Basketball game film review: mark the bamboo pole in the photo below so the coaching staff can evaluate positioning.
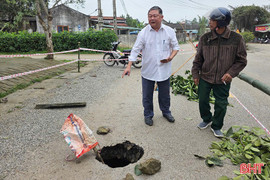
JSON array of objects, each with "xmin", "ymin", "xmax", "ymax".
[
  {"xmin": 238, "ymin": 73, "xmax": 270, "ymax": 96},
  {"xmin": 171, "ymin": 53, "xmax": 196, "ymax": 76},
  {"xmin": 154, "ymin": 53, "xmax": 196, "ymax": 90},
  {"xmin": 78, "ymin": 42, "xmax": 81, "ymax": 72},
  {"xmin": 179, "ymin": 22, "xmax": 196, "ymax": 50}
]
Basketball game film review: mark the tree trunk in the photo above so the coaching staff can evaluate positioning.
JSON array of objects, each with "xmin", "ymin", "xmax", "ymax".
[
  {"xmin": 35, "ymin": 0, "xmax": 54, "ymax": 60},
  {"xmin": 45, "ymin": 10, "xmax": 54, "ymax": 59},
  {"xmin": 44, "ymin": 29, "xmax": 54, "ymax": 59}
]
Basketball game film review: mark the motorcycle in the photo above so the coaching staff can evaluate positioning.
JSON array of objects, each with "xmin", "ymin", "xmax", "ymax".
[
  {"xmin": 259, "ymin": 37, "xmax": 270, "ymax": 44},
  {"xmin": 103, "ymin": 41, "xmax": 142, "ymax": 68},
  {"xmin": 262, "ymin": 38, "xmax": 269, "ymax": 44}
]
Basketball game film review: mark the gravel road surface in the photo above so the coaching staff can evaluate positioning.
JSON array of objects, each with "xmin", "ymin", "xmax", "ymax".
[{"xmin": 0, "ymin": 43, "xmax": 269, "ymax": 180}]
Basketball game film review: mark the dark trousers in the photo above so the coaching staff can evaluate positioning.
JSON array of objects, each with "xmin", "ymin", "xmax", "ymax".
[
  {"xmin": 142, "ymin": 77, "xmax": 171, "ymax": 118},
  {"xmin": 198, "ymin": 78, "xmax": 230, "ymax": 130}
]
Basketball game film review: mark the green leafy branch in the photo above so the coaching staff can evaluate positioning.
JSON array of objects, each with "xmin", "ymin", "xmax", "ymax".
[
  {"xmin": 170, "ymin": 70, "xmax": 215, "ymax": 103},
  {"xmin": 195, "ymin": 126, "xmax": 270, "ymax": 180}
]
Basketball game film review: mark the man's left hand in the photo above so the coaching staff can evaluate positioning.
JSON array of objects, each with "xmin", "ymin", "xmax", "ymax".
[
  {"xmin": 160, "ymin": 57, "xmax": 172, "ymax": 63},
  {"xmin": 221, "ymin": 73, "xmax": 232, "ymax": 83}
]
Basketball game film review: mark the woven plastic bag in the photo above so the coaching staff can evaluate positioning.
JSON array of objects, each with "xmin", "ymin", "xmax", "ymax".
[{"xmin": 60, "ymin": 113, "xmax": 98, "ymax": 159}]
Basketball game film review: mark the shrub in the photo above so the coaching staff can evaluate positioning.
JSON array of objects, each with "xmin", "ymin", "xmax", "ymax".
[
  {"xmin": 0, "ymin": 29, "xmax": 117, "ymax": 53},
  {"xmin": 240, "ymin": 31, "xmax": 255, "ymax": 43}
]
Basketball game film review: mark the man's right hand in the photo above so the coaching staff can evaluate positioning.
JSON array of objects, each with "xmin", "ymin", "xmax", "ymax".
[
  {"xmin": 122, "ymin": 67, "xmax": 131, "ymax": 78},
  {"xmin": 194, "ymin": 78, "xmax": 199, "ymax": 86}
]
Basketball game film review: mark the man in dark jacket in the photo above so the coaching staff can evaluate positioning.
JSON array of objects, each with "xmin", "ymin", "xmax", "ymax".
[{"xmin": 191, "ymin": 7, "xmax": 247, "ymax": 137}]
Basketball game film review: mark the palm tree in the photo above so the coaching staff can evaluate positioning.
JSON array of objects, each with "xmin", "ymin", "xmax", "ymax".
[{"xmin": 198, "ymin": 16, "xmax": 208, "ymax": 37}]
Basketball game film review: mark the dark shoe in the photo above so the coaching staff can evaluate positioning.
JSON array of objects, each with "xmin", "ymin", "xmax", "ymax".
[
  {"xmin": 144, "ymin": 117, "xmax": 153, "ymax": 126},
  {"xmin": 163, "ymin": 114, "xmax": 175, "ymax": 123},
  {"xmin": 211, "ymin": 128, "xmax": 224, "ymax": 138},
  {"xmin": 197, "ymin": 121, "xmax": 212, "ymax": 129}
]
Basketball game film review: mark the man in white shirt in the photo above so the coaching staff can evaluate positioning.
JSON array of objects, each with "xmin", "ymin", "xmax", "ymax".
[{"xmin": 122, "ymin": 6, "xmax": 179, "ymax": 126}]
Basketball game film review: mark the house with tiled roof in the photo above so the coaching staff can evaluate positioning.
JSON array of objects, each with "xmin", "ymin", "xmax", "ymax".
[
  {"xmin": 90, "ymin": 16, "xmax": 128, "ymax": 27},
  {"xmin": 36, "ymin": 4, "xmax": 140, "ymax": 35},
  {"xmin": 89, "ymin": 16, "xmax": 141, "ymax": 35},
  {"xmin": 36, "ymin": 4, "xmax": 90, "ymax": 33},
  {"xmin": 162, "ymin": 20, "xmax": 199, "ymax": 41}
]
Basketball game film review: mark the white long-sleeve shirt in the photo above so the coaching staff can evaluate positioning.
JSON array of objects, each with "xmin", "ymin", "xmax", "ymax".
[{"xmin": 129, "ymin": 24, "xmax": 180, "ymax": 81}]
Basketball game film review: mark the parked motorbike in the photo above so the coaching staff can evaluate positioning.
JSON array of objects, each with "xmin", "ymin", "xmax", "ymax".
[
  {"xmin": 259, "ymin": 37, "xmax": 270, "ymax": 44},
  {"xmin": 261, "ymin": 38, "xmax": 269, "ymax": 44},
  {"xmin": 103, "ymin": 42, "xmax": 142, "ymax": 68}
]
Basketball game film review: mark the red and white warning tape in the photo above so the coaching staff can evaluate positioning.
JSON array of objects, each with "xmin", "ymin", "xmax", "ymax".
[
  {"xmin": 79, "ymin": 47, "xmax": 193, "ymax": 54},
  {"xmin": 231, "ymin": 92, "xmax": 270, "ymax": 136},
  {"xmin": 0, "ymin": 47, "xmax": 193, "ymax": 59},
  {"xmin": 80, "ymin": 47, "xmax": 117, "ymax": 54},
  {"xmin": 0, "ymin": 58, "xmax": 131, "ymax": 81},
  {"xmin": 0, "ymin": 49, "xmax": 79, "ymax": 58},
  {"xmin": 80, "ymin": 58, "xmax": 128, "ymax": 62},
  {"xmin": 0, "ymin": 46, "xmax": 193, "ymax": 81},
  {"xmin": 0, "ymin": 60, "xmax": 78, "ymax": 81}
]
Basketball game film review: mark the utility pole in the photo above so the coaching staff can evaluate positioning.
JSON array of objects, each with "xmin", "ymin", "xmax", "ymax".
[
  {"xmin": 97, "ymin": 0, "xmax": 103, "ymax": 30},
  {"xmin": 113, "ymin": 0, "xmax": 117, "ymax": 35}
]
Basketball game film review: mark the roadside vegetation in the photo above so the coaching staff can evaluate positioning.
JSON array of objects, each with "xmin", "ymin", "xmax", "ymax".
[
  {"xmin": 0, "ymin": 29, "xmax": 117, "ymax": 53},
  {"xmin": 0, "ymin": 69, "xmax": 66, "ymax": 99}
]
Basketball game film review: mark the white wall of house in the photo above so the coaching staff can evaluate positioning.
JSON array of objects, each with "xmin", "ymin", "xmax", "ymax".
[
  {"xmin": 36, "ymin": 4, "xmax": 89, "ymax": 33},
  {"xmin": 118, "ymin": 34, "xmax": 138, "ymax": 47}
]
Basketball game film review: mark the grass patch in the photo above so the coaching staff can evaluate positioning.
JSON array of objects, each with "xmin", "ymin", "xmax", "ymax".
[
  {"xmin": 0, "ymin": 50, "xmax": 103, "ymax": 56},
  {"xmin": 0, "ymin": 71, "xmax": 66, "ymax": 99},
  {"xmin": 59, "ymin": 59, "xmax": 73, "ymax": 63},
  {"xmin": 79, "ymin": 61, "xmax": 87, "ymax": 67},
  {"xmin": 59, "ymin": 60, "xmax": 88, "ymax": 68},
  {"xmin": 0, "ymin": 83, "xmax": 29, "ymax": 98},
  {"xmin": 117, "ymin": 46, "xmax": 132, "ymax": 52},
  {"xmin": 15, "ymin": 106, "xmax": 23, "ymax": 109},
  {"xmin": 0, "ymin": 51, "xmax": 48, "ymax": 55}
]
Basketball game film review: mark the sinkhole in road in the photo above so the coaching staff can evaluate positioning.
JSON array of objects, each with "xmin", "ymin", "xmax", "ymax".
[{"xmin": 96, "ymin": 141, "xmax": 144, "ymax": 168}]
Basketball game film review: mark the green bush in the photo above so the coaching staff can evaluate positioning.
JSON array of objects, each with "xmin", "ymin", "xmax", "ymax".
[
  {"xmin": 0, "ymin": 31, "xmax": 46, "ymax": 52},
  {"xmin": 240, "ymin": 31, "xmax": 255, "ymax": 43},
  {"xmin": 0, "ymin": 29, "xmax": 117, "ymax": 53}
]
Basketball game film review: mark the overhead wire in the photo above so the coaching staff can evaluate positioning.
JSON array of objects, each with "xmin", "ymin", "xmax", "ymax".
[
  {"xmin": 124, "ymin": 0, "xmax": 152, "ymax": 19},
  {"xmin": 127, "ymin": 0, "xmax": 152, "ymax": 10},
  {"xmin": 123, "ymin": 0, "xmax": 213, "ymax": 23},
  {"xmin": 188, "ymin": 0, "xmax": 214, "ymax": 9},
  {"xmin": 120, "ymin": 0, "xmax": 128, "ymax": 15},
  {"xmin": 169, "ymin": 0, "xmax": 210, "ymax": 10}
]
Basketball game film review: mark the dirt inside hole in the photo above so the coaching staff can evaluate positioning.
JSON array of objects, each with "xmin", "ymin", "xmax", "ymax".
[{"xmin": 96, "ymin": 141, "xmax": 144, "ymax": 168}]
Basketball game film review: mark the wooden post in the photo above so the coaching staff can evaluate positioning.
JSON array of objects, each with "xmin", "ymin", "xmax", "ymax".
[
  {"xmin": 113, "ymin": 0, "xmax": 117, "ymax": 36},
  {"xmin": 97, "ymin": 0, "xmax": 103, "ymax": 30},
  {"xmin": 78, "ymin": 42, "xmax": 80, "ymax": 72}
]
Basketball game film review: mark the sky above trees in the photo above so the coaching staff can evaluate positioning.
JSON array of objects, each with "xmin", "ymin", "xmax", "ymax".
[{"xmin": 68, "ymin": 0, "xmax": 270, "ymax": 23}]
